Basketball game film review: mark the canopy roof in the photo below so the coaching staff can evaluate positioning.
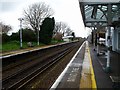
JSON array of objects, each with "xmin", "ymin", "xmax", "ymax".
[{"xmin": 79, "ymin": 0, "xmax": 120, "ymax": 27}]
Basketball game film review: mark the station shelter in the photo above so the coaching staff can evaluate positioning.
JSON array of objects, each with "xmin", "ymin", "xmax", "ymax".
[{"xmin": 78, "ymin": 0, "xmax": 120, "ymax": 72}]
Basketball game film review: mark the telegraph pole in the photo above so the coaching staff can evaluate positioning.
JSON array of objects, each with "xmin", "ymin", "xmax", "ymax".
[
  {"xmin": 37, "ymin": 29, "xmax": 39, "ymax": 45},
  {"xmin": 18, "ymin": 18, "xmax": 24, "ymax": 49}
]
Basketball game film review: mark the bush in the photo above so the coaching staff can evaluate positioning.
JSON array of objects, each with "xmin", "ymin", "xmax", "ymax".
[
  {"xmin": 22, "ymin": 28, "xmax": 36, "ymax": 42},
  {"xmin": 2, "ymin": 33, "xmax": 10, "ymax": 43},
  {"xmin": 10, "ymin": 33, "xmax": 19, "ymax": 41}
]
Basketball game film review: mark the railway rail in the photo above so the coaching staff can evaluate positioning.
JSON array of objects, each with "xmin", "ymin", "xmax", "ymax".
[
  {"xmin": 2, "ymin": 41, "xmax": 83, "ymax": 89},
  {"xmin": 2, "ymin": 44, "xmax": 73, "ymax": 79}
]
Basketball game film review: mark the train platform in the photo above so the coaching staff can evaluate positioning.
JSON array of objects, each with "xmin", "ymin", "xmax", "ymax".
[
  {"xmin": 0, "ymin": 42, "xmax": 69, "ymax": 58},
  {"xmin": 89, "ymin": 43, "xmax": 120, "ymax": 89},
  {"xmin": 0, "ymin": 44, "xmax": 55, "ymax": 57},
  {"xmin": 50, "ymin": 41, "xmax": 120, "ymax": 89}
]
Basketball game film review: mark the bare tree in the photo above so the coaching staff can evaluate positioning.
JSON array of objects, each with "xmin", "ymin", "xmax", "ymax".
[
  {"xmin": 54, "ymin": 22, "xmax": 67, "ymax": 34},
  {"xmin": 0, "ymin": 22, "xmax": 12, "ymax": 35},
  {"xmin": 53, "ymin": 22, "xmax": 72, "ymax": 36},
  {"xmin": 23, "ymin": 2, "xmax": 54, "ymax": 34},
  {"xmin": 65, "ymin": 27, "xmax": 73, "ymax": 36}
]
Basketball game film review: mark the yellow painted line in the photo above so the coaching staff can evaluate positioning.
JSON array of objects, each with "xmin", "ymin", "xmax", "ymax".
[
  {"xmin": 80, "ymin": 41, "xmax": 97, "ymax": 89},
  {"xmin": 80, "ymin": 42, "xmax": 91, "ymax": 88},
  {"xmin": 88, "ymin": 44, "xmax": 97, "ymax": 89}
]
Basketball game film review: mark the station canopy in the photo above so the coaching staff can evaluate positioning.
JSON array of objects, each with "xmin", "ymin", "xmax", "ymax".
[{"xmin": 79, "ymin": 0, "xmax": 120, "ymax": 27}]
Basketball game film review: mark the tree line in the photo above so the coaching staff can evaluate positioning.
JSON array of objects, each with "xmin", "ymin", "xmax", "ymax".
[{"xmin": 0, "ymin": 2, "xmax": 74, "ymax": 45}]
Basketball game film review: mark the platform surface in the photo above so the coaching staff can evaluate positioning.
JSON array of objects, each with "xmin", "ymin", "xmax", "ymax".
[
  {"xmin": 50, "ymin": 41, "xmax": 120, "ymax": 89},
  {"xmin": 50, "ymin": 41, "xmax": 97, "ymax": 89}
]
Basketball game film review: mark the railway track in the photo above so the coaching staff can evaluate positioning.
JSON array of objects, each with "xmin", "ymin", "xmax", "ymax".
[
  {"xmin": 2, "ymin": 44, "xmax": 72, "ymax": 79},
  {"xmin": 2, "ymin": 42, "xmax": 79, "ymax": 89},
  {"xmin": 2, "ymin": 42, "xmax": 70, "ymax": 71}
]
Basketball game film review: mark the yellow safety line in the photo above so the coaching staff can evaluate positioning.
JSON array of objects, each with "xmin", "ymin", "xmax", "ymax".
[
  {"xmin": 80, "ymin": 42, "xmax": 91, "ymax": 88},
  {"xmin": 80, "ymin": 41, "xmax": 97, "ymax": 89},
  {"xmin": 88, "ymin": 46, "xmax": 97, "ymax": 89}
]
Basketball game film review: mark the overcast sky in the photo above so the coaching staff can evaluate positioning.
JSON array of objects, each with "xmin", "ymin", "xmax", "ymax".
[{"xmin": 0, "ymin": 0, "xmax": 89, "ymax": 37}]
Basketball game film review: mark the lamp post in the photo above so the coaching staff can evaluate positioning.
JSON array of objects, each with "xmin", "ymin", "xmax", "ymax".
[{"xmin": 18, "ymin": 18, "xmax": 24, "ymax": 49}]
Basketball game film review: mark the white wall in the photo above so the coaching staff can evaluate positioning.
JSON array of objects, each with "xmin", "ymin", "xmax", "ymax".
[
  {"xmin": 117, "ymin": 28, "xmax": 120, "ymax": 51},
  {"xmin": 112, "ymin": 27, "xmax": 120, "ymax": 52}
]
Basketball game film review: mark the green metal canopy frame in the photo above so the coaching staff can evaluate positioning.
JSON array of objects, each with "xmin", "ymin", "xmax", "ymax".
[
  {"xmin": 79, "ymin": 0, "xmax": 120, "ymax": 73},
  {"xmin": 79, "ymin": 0, "xmax": 120, "ymax": 27}
]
